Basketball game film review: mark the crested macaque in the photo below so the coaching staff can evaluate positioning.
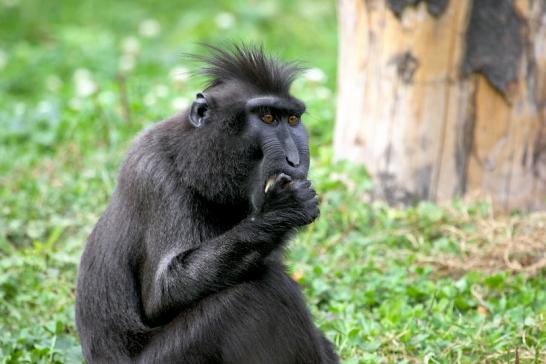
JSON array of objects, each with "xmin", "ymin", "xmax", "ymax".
[{"xmin": 76, "ymin": 45, "xmax": 338, "ymax": 364}]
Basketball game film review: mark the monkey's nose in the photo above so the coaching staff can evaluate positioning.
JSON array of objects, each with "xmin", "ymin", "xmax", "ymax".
[
  {"xmin": 286, "ymin": 156, "xmax": 299, "ymax": 167},
  {"xmin": 283, "ymin": 134, "xmax": 300, "ymax": 167}
]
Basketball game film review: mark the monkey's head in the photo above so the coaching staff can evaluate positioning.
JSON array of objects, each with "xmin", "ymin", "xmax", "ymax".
[{"xmin": 180, "ymin": 45, "xmax": 310, "ymax": 211}]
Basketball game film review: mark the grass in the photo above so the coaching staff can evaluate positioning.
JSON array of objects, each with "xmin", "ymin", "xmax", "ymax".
[{"xmin": 0, "ymin": 0, "xmax": 545, "ymax": 363}]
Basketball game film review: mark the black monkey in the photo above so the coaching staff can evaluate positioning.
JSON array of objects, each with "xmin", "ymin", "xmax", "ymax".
[{"xmin": 76, "ymin": 45, "xmax": 338, "ymax": 364}]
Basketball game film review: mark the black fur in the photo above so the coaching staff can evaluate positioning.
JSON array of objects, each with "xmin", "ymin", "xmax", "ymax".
[
  {"xmin": 75, "ymin": 45, "xmax": 339, "ymax": 364},
  {"xmin": 192, "ymin": 44, "xmax": 303, "ymax": 94}
]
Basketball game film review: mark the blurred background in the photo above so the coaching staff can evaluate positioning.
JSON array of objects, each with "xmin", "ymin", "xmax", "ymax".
[{"xmin": 0, "ymin": 0, "xmax": 545, "ymax": 363}]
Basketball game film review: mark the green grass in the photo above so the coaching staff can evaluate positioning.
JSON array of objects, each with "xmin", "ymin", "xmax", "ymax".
[{"xmin": 1, "ymin": 0, "xmax": 545, "ymax": 363}]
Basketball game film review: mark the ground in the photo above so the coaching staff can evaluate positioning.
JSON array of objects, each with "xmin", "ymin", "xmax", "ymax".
[{"xmin": 0, "ymin": 0, "xmax": 545, "ymax": 363}]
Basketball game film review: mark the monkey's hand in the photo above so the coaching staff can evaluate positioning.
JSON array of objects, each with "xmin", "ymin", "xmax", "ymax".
[
  {"xmin": 260, "ymin": 173, "xmax": 319, "ymax": 228},
  {"xmin": 141, "ymin": 173, "xmax": 318, "ymax": 316}
]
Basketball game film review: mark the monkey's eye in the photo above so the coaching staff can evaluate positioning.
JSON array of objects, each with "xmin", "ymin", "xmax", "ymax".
[
  {"xmin": 261, "ymin": 114, "xmax": 274, "ymax": 124},
  {"xmin": 288, "ymin": 115, "xmax": 299, "ymax": 126}
]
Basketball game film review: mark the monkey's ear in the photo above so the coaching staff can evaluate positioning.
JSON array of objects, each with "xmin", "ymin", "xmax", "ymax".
[{"xmin": 189, "ymin": 93, "xmax": 209, "ymax": 128}]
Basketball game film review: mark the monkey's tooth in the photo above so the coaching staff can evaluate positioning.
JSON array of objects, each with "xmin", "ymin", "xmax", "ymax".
[{"xmin": 264, "ymin": 176, "xmax": 276, "ymax": 193}]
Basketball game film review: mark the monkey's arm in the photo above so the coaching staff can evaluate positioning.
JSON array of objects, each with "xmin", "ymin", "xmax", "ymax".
[
  {"xmin": 141, "ymin": 215, "xmax": 287, "ymax": 323},
  {"xmin": 141, "ymin": 177, "xmax": 318, "ymax": 324}
]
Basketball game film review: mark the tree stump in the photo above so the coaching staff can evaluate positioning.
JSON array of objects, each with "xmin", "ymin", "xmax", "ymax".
[{"xmin": 334, "ymin": 0, "xmax": 546, "ymax": 211}]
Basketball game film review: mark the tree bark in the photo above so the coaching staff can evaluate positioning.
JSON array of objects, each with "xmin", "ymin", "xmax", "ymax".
[{"xmin": 334, "ymin": 0, "xmax": 546, "ymax": 211}]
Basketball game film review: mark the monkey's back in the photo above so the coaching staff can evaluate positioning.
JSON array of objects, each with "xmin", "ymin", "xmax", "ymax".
[{"xmin": 75, "ymin": 202, "xmax": 151, "ymax": 362}]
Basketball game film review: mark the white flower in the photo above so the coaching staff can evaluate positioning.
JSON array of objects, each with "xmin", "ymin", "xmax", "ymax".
[
  {"xmin": 169, "ymin": 66, "xmax": 190, "ymax": 87},
  {"xmin": 0, "ymin": 49, "xmax": 7, "ymax": 69},
  {"xmin": 46, "ymin": 75, "xmax": 62, "ymax": 92},
  {"xmin": 215, "ymin": 12, "xmax": 235, "ymax": 29},
  {"xmin": 1, "ymin": 0, "xmax": 19, "ymax": 8},
  {"xmin": 154, "ymin": 84, "xmax": 169, "ymax": 98},
  {"xmin": 139, "ymin": 19, "xmax": 161, "ymax": 38},
  {"xmin": 316, "ymin": 86, "xmax": 332, "ymax": 100},
  {"xmin": 74, "ymin": 68, "xmax": 91, "ymax": 79},
  {"xmin": 37, "ymin": 100, "xmax": 54, "ymax": 114},
  {"xmin": 98, "ymin": 91, "xmax": 116, "ymax": 106},
  {"xmin": 145, "ymin": 84, "xmax": 169, "ymax": 106},
  {"xmin": 144, "ymin": 93, "xmax": 157, "ymax": 107},
  {"xmin": 118, "ymin": 54, "xmax": 136, "ymax": 73},
  {"xmin": 76, "ymin": 79, "xmax": 97, "ymax": 97},
  {"xmin": 69, "ymin": 98, "xmax": 84, "ymax": 111},
  {"xmin": 171, "ymin": 97, "xmax": 189, "ymax": 111},
  {"xmin": 14, "ymin": 102, "xmax": 25, "ymax": 116},
  {"xmin": 73, "ymin": 68, "xmax": 97, "ymax": 97},
  {"xmin": 303, "ymin": 68, "xmax": 327, "ymax": 84},
  {"xmin": 122, "ymin": 36, "xmax": 140, "ymax": 55}
]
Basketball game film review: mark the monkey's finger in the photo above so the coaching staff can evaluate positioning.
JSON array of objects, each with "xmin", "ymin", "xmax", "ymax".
[
  {"xmin": 296, "ymin": 187, "xmax": 316, "ymax": 201},
  {"xmin": 290, "ymin": 180, "xmax": 312, "ymax": 194},
  {"xmin": 295, "ymin": 179, "xmax": 311, "ymax": 189},
  {"xmin": 303, "ymin": 198, "xmax": 320, "ymax": 220},
  {"xmin": 275, "ymin": 173, "xmax": 292, "ymax": 187}
]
